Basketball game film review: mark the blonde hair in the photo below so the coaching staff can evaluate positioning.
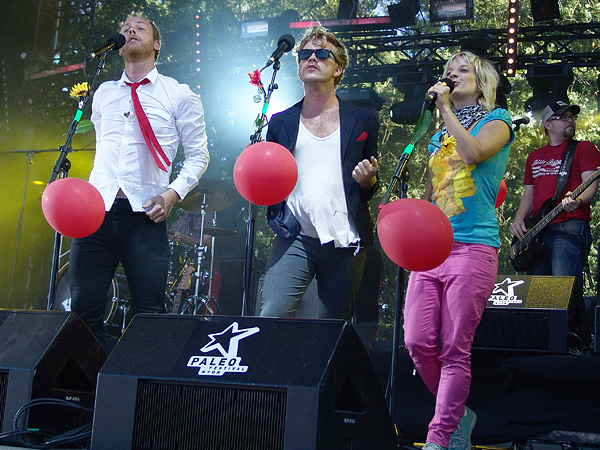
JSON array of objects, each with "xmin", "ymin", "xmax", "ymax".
[
  {"xmin": 444, "ymin": 51, "xmax": 499, "ymax": 112},
  {"xmin": 296, "ymin": 27, "xmax": 348, "ymax": 87}
]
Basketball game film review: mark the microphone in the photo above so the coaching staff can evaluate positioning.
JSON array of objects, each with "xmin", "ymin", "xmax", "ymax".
[
  {"xmin": 264, "ymin": 34, "xmax": 295, "ymax": 68},
  {"xmin": 512, "ymin": 116, "xmax": 530, "ymax": 126},
  {"xmin": 424, "ymin": 78, "xmax": 455, "ymax": 107},
  {"xmin": 87, "ymin": 33, "xmax": 126, "ymax": 59}
]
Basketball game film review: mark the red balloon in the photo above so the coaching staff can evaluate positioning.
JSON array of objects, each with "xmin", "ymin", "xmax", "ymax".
[
  {"xmin": 42, "ymin": 178, "xmax": 105, "ymax": 238},
  {"xmin": 377, "ymin": 199, "xmax": 453, "ymax": 271},
  {"xmin": 495, "ymin": 179, "xmax": 507, "ymax": 208},
  {"xmin": 233, "ymin": 141, "xmax": 298, "ymax": 206}
]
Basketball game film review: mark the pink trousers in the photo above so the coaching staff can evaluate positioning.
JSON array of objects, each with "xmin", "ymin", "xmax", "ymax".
[{"xmin": 403, "ymin": 242, "xmax": 498, "ymax": 447}]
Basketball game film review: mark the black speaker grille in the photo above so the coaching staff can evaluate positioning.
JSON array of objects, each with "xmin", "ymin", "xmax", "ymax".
[
  {"xmin": 0, "ymin": 370, "xmax": 8, "ymax": 428},
  {"xmin": 131, "ymin": 380, "xmax": 287, "ymax": 450},
  {"xmin": 473, "ymin": 309, "xmax": 551, "ymax": 351}
]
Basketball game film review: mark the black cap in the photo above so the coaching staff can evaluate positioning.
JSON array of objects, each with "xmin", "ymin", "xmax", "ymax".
[{"xmin": 541, "ymin": 100, "xmax": 580, "ymax": 123}]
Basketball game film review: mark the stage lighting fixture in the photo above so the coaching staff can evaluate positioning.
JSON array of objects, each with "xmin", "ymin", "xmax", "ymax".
[
  {"xmin": 337, "ymin": 87, "xmax": 384, "ymax": 112},
  {"xmin": 496, "ymin": 73, "xmax": 511, "ymax": 110},
  {"xmin": 505, "ymin": 0, "xmax": 519, "ymax": 76},
  {"xmin": 430, "ymin": 0, "xmax": 474, "ymax": 22},
  {"xmin": 241, "ymin": 10, "xmax": 300, "ymax": 39},
  {"xmin": 460, "ymin": 31, "xmax": 491, "ymax": 57},
  {"xmin": 240, "ymin": 20, "xmax": 269, "ymax": 39},
  {"xmin": 390, "ymin": 71, "xmax": 436, "ymax": 125},
  {"xmin": 530, "ymin": 0, "xmax": 560, "ymax": 23},
  {"xmin": 525, "ymin": 63, "xmax": 573, "ymax": 115},
  {"xmin": 388, "ymin": 0, "xmax": 421, "ymax": 28},
  {"xmin": 338, "ymin": 0, "xmax": 359, "ymax": 19},
  {"xmin": 194, "ymin": 14, "xmax": 202, "ymax": 90}
]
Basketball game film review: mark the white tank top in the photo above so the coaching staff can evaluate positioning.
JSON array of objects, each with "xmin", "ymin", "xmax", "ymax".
[{"xmin": 286, "ymin": 121, "xmax": 360, "ymax": 247}]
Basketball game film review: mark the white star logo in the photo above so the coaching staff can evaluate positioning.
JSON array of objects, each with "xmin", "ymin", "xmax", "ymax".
[
  {"xmin": 492, "ymin": 277, "xmax": 525, "ymax": 297},
  {"xmin": 200, "ymin": 322, "xmax": 260, "ymax": 358}
]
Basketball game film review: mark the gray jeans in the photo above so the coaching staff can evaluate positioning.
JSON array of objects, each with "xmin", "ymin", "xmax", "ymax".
[{"xmin": 259, "ymin": 234, "xmax": 366, "ymax": 320}]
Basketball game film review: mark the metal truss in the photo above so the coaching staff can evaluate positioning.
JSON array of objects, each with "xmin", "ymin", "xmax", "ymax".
[
  {"xmin": 335, "ymin": 22, "xmax": 600, "ymax": 85},
  {"xmin": 33, "ymin": 0, "xmax": 98, "ymax": 64}
]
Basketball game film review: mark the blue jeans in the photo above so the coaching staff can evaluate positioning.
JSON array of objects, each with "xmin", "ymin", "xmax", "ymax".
[
  {"xmin": 259, "ymin": 235, "xmax": 366, "ymax": 320},
  {"xmin": 529, "ymin": 219, "xmax": 591, "ymax": 286},
  {"xmin": 529, "ymin": 219, "xmax": 592, "ymax": 332},
  {"xmin": 69, "ymin": 198, "xmax": 169, "ymax": 348}
]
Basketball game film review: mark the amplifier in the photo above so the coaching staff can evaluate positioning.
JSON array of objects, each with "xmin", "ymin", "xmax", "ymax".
[{"xmin": 473, "ymin": 275, "xmax": 590, "ymax": 353}]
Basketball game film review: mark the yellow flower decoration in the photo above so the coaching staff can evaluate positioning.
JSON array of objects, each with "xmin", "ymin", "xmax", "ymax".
[
  {"xmin": 429, "ymin": 133, "xmax": 476, "ymax": 217},
  {"xmin": 439, "ymin": 134, "xmax": 457, "ymax": 158},
  {"xmin": 69, "ymin": 82, "xmax": 89, "ymax": 98}
]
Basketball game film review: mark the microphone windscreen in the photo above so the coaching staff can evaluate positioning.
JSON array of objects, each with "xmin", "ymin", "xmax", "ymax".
[
  {"xmin": 109, "ymin": 33, "xmax": 127, "ymax": 49},
  {"xmin": 278, "ymin": 34, "xmax": 295, "ymax": 52},
  {"xmin": 439, "ymin": 77, "xmax": 455, "ymax": 93}
]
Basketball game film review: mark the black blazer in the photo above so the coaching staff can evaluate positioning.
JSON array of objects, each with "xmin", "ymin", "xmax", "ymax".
[{"xmin": 266, "ymin": 97, "xmax": 379, "ymax": 247}]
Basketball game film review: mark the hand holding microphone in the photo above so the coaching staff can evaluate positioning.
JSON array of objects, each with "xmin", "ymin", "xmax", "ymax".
[{"xmin": 424, "ymin": 78, "xmax": 455, "ymax": 111}]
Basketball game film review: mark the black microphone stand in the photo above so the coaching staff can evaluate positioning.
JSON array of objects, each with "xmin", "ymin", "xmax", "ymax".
[
  {"xmin": 46, "ymin": 55, "xmax": 107, "ymax": 311},
  {"xmin": 378, "ymin": 106, "xmax": 433, "ymax": 429},
  {"xmin": 241, "ymin": 59, "xmax": 282, "ymax": 316}
]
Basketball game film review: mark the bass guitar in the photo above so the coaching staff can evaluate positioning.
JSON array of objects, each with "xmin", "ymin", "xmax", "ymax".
[{"xmin": 510, "ymin": 167, "xmax": 600, "ymax": 272}]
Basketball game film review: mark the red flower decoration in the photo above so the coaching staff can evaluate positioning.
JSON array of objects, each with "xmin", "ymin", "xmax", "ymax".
[{"xmin": 248, "ymin": 69, "xmax": 263, "ymax": 87}]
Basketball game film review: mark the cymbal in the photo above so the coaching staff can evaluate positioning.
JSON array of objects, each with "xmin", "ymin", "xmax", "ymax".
[
  {"xmin": 178, "ymin": 179, "xmax": 236, "ymax": 213},
  {"xmin": 193, "ymin": 227, "xmax": 238, "ymax": 237}
]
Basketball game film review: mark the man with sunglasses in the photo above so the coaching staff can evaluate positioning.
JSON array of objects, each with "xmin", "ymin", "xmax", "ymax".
[
  {"xmin": 510, "ymin": 101, "xmax": 600, "ymax": 340},
  {"xmin": 259, "ymin": 27, "xmax": 379, "ymax": 321}
]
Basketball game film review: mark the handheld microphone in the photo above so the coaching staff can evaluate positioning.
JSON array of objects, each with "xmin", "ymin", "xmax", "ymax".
[
  {"xmin": 87, "ymin": 33, "xmax": 127, "ymax": 59},
  {"xmin": 264, "ymin": 34, "xmax": 295, "ymax": 68},
  {"xmin": 512, "ymin": 116, "xmax": 530, "ymax": 126},
  {"xmin": 424, "ymin": 78, "xmax": 455, "ymax": 105}
]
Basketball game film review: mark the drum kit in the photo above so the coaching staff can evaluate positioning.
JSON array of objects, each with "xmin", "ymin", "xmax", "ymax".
[
  {"xmin": 166, "ymin": 179, "xmax": 237, "ymax": 317},
  {"xmin": 54, "ymin": 179, "xmax": 238, "ymax": 336}
]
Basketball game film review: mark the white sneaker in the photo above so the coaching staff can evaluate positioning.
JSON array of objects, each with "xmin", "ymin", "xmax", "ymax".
[{"xmin": 448, "ymin": 407, "xmax": 477, "ymax": 450}]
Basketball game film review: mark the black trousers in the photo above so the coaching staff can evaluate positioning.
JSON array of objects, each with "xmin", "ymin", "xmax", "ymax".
[{"xmin": 69, "ymin": 198, "xmax": 169, "ymax": 348}]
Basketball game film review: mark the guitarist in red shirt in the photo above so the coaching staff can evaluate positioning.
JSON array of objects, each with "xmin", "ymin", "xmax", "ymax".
[{"xmin": 510, "ymin": 101, "xmax": 600, "ymax": 340}]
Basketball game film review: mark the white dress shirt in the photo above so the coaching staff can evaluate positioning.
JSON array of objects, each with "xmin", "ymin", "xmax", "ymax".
[{"xmin": 89, "ymin": 67, "xmax": 209, "ymax": 211}]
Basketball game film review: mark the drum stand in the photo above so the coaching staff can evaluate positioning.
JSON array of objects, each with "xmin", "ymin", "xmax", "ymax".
[
  {"xmin": 115, "ymin": 296, "xmax": 131, "ymax": 335},
  {"xmin": 179, "ymin": 193, "xmax": 218, "ymax": 316}
]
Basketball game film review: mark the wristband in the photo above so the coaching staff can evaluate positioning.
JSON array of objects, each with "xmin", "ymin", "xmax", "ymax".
[{"xmin": 576, "ymin": 198, "xmax": 583, "ymax": 207}]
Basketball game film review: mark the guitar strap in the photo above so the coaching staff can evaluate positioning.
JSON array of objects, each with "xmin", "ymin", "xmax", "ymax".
[{"xmin": 553, "ymin": 139, "xmax": 579, "ymax": 201}]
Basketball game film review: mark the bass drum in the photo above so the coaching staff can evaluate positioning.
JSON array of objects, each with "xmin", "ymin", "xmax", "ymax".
[{"xmin": 54, "ymin": 262, "xmax": 129, "ymax": 331}]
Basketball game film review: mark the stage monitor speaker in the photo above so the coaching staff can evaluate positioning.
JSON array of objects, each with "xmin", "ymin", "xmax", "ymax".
[
  {"xmin": 473, "ymin": 275, "xmax": 590, "ymax": 353},
  {"xmin": 0, "ymin": 310, "xmax": 107, "ymax": 440},
  {"xmin": 595, "ymin": 306, "xmax": 600, "ymax": 354},
  {"xmin": 91, "ymin": 315, "xmax": 396, "ymax": 450}
]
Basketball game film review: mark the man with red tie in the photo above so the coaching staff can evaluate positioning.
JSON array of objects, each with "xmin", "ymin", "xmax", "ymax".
[{"xmin": 69, "ymin": 13, "xmax": 209, "ymax": 349}]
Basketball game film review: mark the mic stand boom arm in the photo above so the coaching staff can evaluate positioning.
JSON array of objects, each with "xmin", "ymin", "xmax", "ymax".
[
  {"xmin": 379, "ymin": 108, "xmax": 433, "ymax": 209},
  {"xmin": 46, "ymin": 56, "xmax": 106, "ymax": 311},
  {"xmin": 242, "ymin": 60, "xmax": 281, "ymax": 316}
]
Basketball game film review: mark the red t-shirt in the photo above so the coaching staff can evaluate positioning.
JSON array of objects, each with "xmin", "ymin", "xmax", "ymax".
[{"xmin": 524, "ymin": 139, "xmax": 600, "ymax": 223}]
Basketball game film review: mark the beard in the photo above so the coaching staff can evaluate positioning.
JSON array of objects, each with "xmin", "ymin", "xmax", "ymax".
[
  {"xmin": 563, "ymin": 126, "xmax": 576, "ymax": 139},
  {"xmin": 121, "ymin": 42, "xmax": 155, "ymax": 63}
]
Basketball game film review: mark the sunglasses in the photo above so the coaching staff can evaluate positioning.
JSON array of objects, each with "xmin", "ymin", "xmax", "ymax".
[{"xmin": 297, "ymin": 48, "xmax": 339, "ymax": 65}]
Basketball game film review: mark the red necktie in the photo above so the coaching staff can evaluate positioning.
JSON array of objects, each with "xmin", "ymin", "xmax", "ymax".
[{"xmin": 126, "ymin": 78, "xmax": 171, "ymax": 172}]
